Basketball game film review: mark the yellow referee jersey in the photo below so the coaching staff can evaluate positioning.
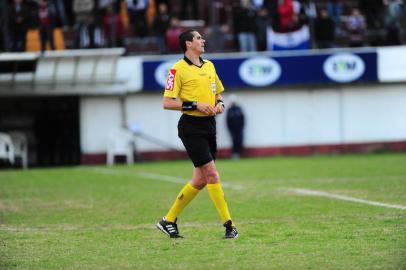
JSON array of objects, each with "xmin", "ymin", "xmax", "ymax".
[{"xmin": 163, "ymin": 56, "xmax": 224, "ymax": 117}]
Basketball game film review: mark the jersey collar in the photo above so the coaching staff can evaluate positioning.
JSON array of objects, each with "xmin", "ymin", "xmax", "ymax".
[{"xmin": 183, "ymin": 56, "xmax": 206, "ymax": 68}]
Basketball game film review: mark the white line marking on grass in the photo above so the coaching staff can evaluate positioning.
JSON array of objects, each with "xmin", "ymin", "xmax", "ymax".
[
  {"xmin": 79, "ymin": 168, "xmax": 244, "ymax": 190},
  {"xmin": 0, "ymin": 219, "xmax": 268, "ymax": 232},
  {"xmin": 136, "ymin": 172, "xmax": 185, "ymax": 184},
  {"xmin": 287, "ymin": 188, "xmax": 406, "ymax": 210}
]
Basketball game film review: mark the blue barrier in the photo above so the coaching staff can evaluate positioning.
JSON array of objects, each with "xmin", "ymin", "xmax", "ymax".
[{"xmin": 142, "ymin": 51, "xmax": 378, "ymax": 91}]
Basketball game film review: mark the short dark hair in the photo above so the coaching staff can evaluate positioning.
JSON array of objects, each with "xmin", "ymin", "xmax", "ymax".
[{"xmin": 179, "ymin": 29, "xmax": 197, "ymax": 53}]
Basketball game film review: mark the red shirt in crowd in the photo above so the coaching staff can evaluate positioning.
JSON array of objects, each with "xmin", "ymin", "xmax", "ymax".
[
  {"xmin": 39, "ymin": 6, "xmax": 52, "ymax": 27},
  {"xmin": 278, "ymin": 0, "xmax": 294, "ymax": 31}
]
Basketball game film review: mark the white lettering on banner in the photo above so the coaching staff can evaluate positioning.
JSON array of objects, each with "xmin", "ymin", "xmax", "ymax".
[
  {"xmin": 238, "ymin": 57, "xmax": 281, "ymax": 87},
  {"xmin": 323, "ymin": 53, "xmax": 365, "ymax": 83},
  {"xmin": 155, "ymin": 61, "xmax": 177, "ymax": 88}
]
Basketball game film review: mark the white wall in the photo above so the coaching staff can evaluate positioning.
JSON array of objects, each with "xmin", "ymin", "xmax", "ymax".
[
  {"xmin": 80, "ymin": 97, "xmax": 122, "ymax": 153},
  {"xmin": 80, "ymin": 84, "xmax": 406, "ymax": 154},
  {"xmin": 125, "ymin": 94, "xmax": 184, "ymax": 151},
  {"xmin": 341, "ymin": 84, "xmax": 406, "ymax": 142},
  {"xmin": 378, "ymin": 46, "xmax": 406, "ymax": 82}
]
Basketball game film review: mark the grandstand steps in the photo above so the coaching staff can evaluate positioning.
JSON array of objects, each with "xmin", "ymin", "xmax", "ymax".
[{"xmin": 26, "ymin": 28, "xmax": 65, "ymax": 52}]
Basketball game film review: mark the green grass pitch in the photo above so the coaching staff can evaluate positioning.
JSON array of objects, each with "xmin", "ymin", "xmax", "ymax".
[{"xmin": 1, "ymin": 153, "xmax": 406, "ymax": 269}]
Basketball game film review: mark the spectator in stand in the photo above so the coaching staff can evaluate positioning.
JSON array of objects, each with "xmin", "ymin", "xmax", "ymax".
[
  {"xmin": 327, "ymin": 0, "xmax": 343, "ymax": 32},
  {"xmin": 203, "ymin": 0, "xmax": 228, "ymax": 52},
  {"xmin": 155, "ymin": 0, "xmax": 170, "ymax": 16},
  {"xmin": 61, "ymin": 0, "xmax": 75, "ymax": 26},
  {"xmin": 404, "ymin": 0, "xmax": 406, "ymax": 16},
  {"xmin": 155, "ymin": 0, "xmax": 169, "ymax": 6},
  {"xmin": 314, "ymin": 8, "xmax": 335, "ymax": 49},
  {"xmin": 256, "ymin": 7, "xmax": 269, "ymax": 51},
  {"xmin": 358, "ymin": 0, "xmax": 384, "ymax": 29},
  {"xmin": 345, "ymin": 7, "xmax": 367, "ymax": 47},
  {"xmin": 265, "ymin": 0, "xmax": 279, "ymax": 30},
  {"xmin": 181, "ymin": 0, "xmax": 198, "ymax": 20},
  {"xmin": 73, "ymin": 0, "xmax": 97, "ymax": 48},
  {"xmin": 292, "ymin": 0, "xmax": 301, "ymax": 15},
  {"xmin": 278, "ymin": 0, "xmax": 295, "ymax": 31},
  {"xmin": 102, "ymin": 4, "xmax": 125, "ymax": 47},
  {"xmin": 153, "ymin": 2, "xmax": 171, "ymax": 53},
  {"xmin": 234, "ymin": 0, "xmax": 257, "ymax": 51},
  {"xmin": 0, "ymin": 0, "xmax": 6, "ymax": 52},
  {"xmin": 165, "ymin": 16, "xmax": 182, "ymax": 53},
  {"xmin": 252, "ymin": 0, "xmax": 264, "ymax": 10},
  {"xmin": 8, "ymin": 0, "xmax": 29, "ymax": 52},
  {"xmin": 292, "ymin": 0, "xmax": 310, "ymax": 30},
  {"xmin": 52, "ymin": 0, "xmax": 69, "ymax": 27},
  {"xmin": 384, "ymin": 0, "xmax": 402, "ymax": 46},
  {"xmin": 38, "ymin": 0, "xmax": 56, "ymax": 52},
  {"xmin": 301, "ymin": 0, "xmax": 317, "ymax": 22},
  {"xmin": 383, "ymin": 0, "xmax": 402, "ymax": 45},
  {"xmin": 126, "ymin": 0, "xmax": 148, "ymax": 37}
]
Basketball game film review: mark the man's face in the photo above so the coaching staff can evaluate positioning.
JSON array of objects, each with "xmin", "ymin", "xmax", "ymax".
[{"xmin": 188, "ymin": 31, "xmax": 205, "ymax": 54}]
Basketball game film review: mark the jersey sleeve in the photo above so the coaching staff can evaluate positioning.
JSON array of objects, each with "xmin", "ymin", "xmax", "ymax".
[
  {"xmin": 163, "ymin": 67, "xmax": 182, "ymax": 98},
  {"xmin": 215, "ymin": 73, "xmax": 224, "ymax": 94}
]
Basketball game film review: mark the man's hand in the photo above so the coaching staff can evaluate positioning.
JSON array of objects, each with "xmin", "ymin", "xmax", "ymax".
[
  {"xmin": 215, "ymin": 102, "xmax": 225, "ymax": 114},
  {"xmin": 197, "ymin": 103, "xmax": 216, "ymax": 116}
]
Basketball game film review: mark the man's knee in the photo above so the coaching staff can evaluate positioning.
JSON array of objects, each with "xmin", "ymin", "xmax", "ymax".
[
  {"xmin": 190, "ymin": 178, "xmax": 206, "ymax": 190},
  {"xmin": 201, "ymin": 163, "xmax": 219, "ymax": 183}
]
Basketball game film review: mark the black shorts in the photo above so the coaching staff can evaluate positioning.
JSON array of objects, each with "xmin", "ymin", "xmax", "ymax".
[{"xmin": 178, "ymin": 114, "xmax": 217, "ymax": 167}]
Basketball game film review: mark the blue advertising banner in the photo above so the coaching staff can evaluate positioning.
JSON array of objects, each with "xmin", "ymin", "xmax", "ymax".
[{"xmin": 142, "ymin": 51, "xmax": 378, "ymax": 91}]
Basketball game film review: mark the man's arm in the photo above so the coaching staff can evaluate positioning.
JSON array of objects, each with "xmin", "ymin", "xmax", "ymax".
[
  {"xmin": 163, "ymin": 97, "xmax": 183, "ymax": 110},
  {"xmin": 215, "ymin": 94, "xmax": 225, "ymax": 114},
  {"xmin": 163, "ymin": 97, "xmax": 217, "ymax": 115}
]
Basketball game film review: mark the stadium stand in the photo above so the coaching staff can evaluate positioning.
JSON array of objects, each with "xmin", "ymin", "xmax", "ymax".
[{"xmin": 1, "ymin": 0, "xmax": 404, "ymax": 55}]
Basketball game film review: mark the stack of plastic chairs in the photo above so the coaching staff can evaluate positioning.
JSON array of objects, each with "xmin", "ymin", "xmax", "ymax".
[
  {"xmin": 106, "ymin": 128, "xmax": 136, "ymax": 165},
  {"xmin": 0, "ymin": 132, "xmax": 15, "ymax": 166},
  {"xmin": 9, "ymin": 131, "xmax": 28, "ymax": 169}
]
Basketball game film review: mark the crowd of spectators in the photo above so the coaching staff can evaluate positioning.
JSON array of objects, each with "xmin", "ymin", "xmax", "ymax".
[{"xmin": 0, "ymin": 0, "xmax": 405, "ymax": 54}]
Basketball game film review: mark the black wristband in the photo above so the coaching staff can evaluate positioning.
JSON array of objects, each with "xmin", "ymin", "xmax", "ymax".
[
  {"xmin": 182, "ymin": 101, "xmax": 197, "ymax": 111},
  {"xmin": 216, "ymin": 99, "xmax": 225, "ymax": 108}
]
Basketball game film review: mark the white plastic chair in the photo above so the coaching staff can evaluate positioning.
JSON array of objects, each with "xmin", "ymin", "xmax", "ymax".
[
  {"xmin": 0, "ymin": 132, "xmax": 15, "ymax": 165},
  {"xmin": 106, "ymin": 129, "xmax": 136, "ymax": 165},
  {"xmin": 9, "ymin": 131, "xmax": 28, "ymax": 169}
]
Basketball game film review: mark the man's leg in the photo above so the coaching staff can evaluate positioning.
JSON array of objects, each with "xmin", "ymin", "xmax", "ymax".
[
  {"xmin": 202, "ymin": 161, "xmax": 238, "ymax": 238},
  {"xmin": 157, "ymin": 168, "xmax": 204, "ymax": 238},
  {"xmin": 165, "ymin": 168, "xmax": 205, "ymax": 222},
  {"xmin": 202, "ymin": 161, "xmax": 232, "ymax": 224}
]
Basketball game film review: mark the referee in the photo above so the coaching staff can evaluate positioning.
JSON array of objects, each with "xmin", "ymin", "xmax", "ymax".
[{"xmin": 156, "ymin": 29, "xmax": 238, "ymax": 239}]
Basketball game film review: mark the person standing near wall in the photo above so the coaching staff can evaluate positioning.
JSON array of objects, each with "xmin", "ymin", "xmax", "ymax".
[
  {"xmin": 156, "ymin": 29, "xmax": 238, "ymax": 239},
  {"xmin": 226, "ymin": 95, "xmax": 245, "ymax": 160}
]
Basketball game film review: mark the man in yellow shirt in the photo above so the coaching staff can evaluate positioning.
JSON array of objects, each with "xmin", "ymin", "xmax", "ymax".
[{"xmin": 156, "ymin": 29, "xmax": 238, "ymax": 239}]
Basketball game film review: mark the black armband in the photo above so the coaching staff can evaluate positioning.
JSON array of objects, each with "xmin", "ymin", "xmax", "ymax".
[
  {"xmin": 216, "ymin": 99, "xmax": 225, "ymax": 108},
  {"xmin": 182, "ymin": 101, "xmax": 197, "ymax": 111}
]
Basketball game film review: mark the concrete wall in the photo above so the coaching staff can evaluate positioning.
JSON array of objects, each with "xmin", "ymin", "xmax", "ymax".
[{"xmin": 80, "ymin": 83, "xmax": 406, "ymax": 157}]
